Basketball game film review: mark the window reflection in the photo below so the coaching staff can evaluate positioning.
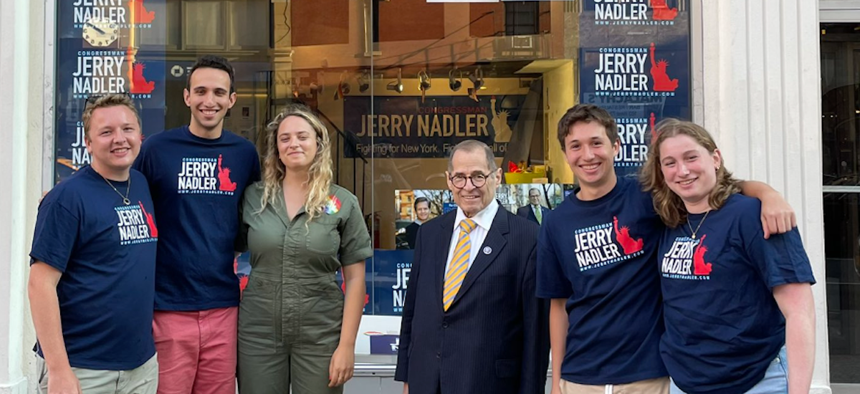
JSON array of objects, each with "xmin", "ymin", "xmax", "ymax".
[
  {"xmin": 822, "ymin": 24, "xmax": 860, "ymax": 186},
  {"xmin": 821, "ymin": 24, "xmax": 860, "ymax": 383},
  {"xmin": 823, "ymin": 192, "xmax": 860, "ymax": 383}
]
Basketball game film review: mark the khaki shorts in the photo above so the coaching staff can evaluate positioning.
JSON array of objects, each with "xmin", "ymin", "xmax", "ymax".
[
  {"xmin": 37, "ymin": 354, "xmax": 158, "ymax": 394},
  {"xmin": 560, "ymin": 376, "xmax": 670, "ymax": 394}
]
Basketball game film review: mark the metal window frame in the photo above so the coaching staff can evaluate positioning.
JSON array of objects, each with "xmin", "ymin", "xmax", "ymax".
[
  {"xmin": 822, "ymin": 0, "xmax": 860, "ymax": 23},
  {"xmin": 43, "ymin": 0, "xmax": 55, "ymax": 191}
]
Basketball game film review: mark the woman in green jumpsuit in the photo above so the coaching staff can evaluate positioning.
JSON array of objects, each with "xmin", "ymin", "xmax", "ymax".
[{"xmin": 238, "ymin": 104, "xmax": 372, "ymax": 394}]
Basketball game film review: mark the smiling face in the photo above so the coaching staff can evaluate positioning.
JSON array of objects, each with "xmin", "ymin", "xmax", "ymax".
[
  {"xmin": 446, "ymin": 148, "xmax": 500, "ymax": 218},
  {"xmin": 528, "ymin": 189, "xmax": 541, "ymax": 206},
  {"xmin": 659, "ymin": 134, "xmax": 722, "ymax": 213},
  {"xmin": 415, "ymin": 200, "xmax": 431, "ymax": 222},
  {"xmin": 564, "ymin": 120, "xmax": 620, "ymax": 198},
  {"xmin": 85, "ymin": 105, "xmax": 142, "ymax": 180},
  {"xmin": 184, "ymin": 67, "xmax": 236, "ymax": 136},
  {"xmin": 277, "ymin": 115, "xmax": 319, "ymax": 172}
]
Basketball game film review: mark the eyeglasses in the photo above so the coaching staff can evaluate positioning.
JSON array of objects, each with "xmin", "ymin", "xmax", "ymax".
[{"xmin": 449, "ymin": 172, "xmax": 491, "ymax": 189}]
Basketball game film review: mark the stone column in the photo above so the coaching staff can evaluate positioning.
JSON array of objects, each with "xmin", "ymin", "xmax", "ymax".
[{"xmin": 0, "ymin": 0, "xmax": 46, "ymax": 392}]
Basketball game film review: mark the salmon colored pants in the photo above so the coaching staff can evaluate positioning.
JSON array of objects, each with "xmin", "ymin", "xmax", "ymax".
[{"xmin": 152, "ymin": 307, "xmax": 238, "ymax": 394}]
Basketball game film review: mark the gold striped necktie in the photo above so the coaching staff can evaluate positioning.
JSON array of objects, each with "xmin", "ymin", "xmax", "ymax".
[{"xmin": 443, "ymin": 218, "xmax": 477, "ymax": 311}]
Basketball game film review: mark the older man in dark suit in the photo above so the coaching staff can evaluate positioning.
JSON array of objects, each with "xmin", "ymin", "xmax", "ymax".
[
  {"xmin": 517, "ymin": 188, "xmax": 551, "ymax": 225},
  {"xmin": 395, "ymin": 140, "xmax": 550, "ymax": 394}
]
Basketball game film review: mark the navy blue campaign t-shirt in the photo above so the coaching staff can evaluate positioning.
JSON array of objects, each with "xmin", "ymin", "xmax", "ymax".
[
  {"xmin": 537, "ymin": 176, "xmax": 666, "ymax": 384},
  {"xmin": 658, "ymin": 194, "xmax": 815, "ymax": 394},
  {"xmin": 134, "ymin": 126, "xmax": 260, "ymax": 310},
  {"xmin": 29, "ymin": 166, "xmax": 158, "ymax": 370}
]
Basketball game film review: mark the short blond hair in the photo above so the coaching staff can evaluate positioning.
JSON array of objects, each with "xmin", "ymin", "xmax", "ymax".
[{"xmin": 81, "ymin": 94, "xmax": 141, "ymax": 139}]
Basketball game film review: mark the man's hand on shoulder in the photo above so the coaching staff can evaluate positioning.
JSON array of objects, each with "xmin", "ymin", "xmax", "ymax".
[{"xmin": 759, "ymin": 190, "xmax": 796, "ymax": 239}]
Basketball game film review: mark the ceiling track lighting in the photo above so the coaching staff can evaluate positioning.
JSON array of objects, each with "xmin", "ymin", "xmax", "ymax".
[
  {"xmin": 468, "ymin": 66, "xmax": 484, "ymax": 102},
  {"xmin": 334, "ymin": 70, "xmax": 350, "ymax": 100},
  {"xmin": 418, "ymin": 70, "xmax": 431, "ymax": 103},
  {"xmin": 449, "ymin": 69, "xmax": 462, "ymax": 92},
  {"xmin": 357, "ymin": 69, "xmax": 370, "ymax": 93},
  {"xmin": 387, "ymin": 68, "xmax": 404, "ymax": 94}
]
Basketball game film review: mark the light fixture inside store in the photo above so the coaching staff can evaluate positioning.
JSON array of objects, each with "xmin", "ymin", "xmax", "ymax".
[
  {"xmin": 357, "ymin": 70, "xmax": 370, "ymax": 93},
  {"xmin": 387, "ymin": 68, "xmax": 404, "ymax": 93},
  {"xmin": 334, "ymin": 70, "xmax": 350, "ymax": 100},
  {"xmin": 470, "ymin": 66, "xmax": 485, "ymax": 90},
  {"xmin": 418, "ymin": 70, "xmax": 431, "ymax": 90},
  {"xmin": 418, "ymin": 70, "xmax": 431, "ymax": 102},
  {"xmin": 448, "ymin": 69, "xmax": 462, "ymax": 91},
  {"xmin": 467, "ymin": 66, "xmax": 484, "ymax": 101}
]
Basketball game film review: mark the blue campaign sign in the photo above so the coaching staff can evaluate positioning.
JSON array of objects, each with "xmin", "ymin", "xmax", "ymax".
[
  {"xmin": 55, "ymin": 0, "xmax": 166, "ymax": 183},
  {"xmin": 367, "ymin": 249, "xmax": 414, "ymax": 316},
  {"xmin": 342, "ymin": 95, "xmax": 527, "ymax": 159},
  {"xmin": 579, "ymin": 0, "xmax": 690, "ymax": 177},
  {"xmin": 581, "ymin": 0, "xmax": 685, "ymax": 29},
  {"xmin": 332, "ymin": 249, "xmax": 413, "ymax": 316},
  {"xmin": 368, "ymin": 334, "xmax": 399, "ymax": 355}
]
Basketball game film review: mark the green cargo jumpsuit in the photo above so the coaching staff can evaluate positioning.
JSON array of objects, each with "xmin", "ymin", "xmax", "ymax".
[{"xmin": 238, "ymin": 183, "xmax": 372, "ymax": 394}]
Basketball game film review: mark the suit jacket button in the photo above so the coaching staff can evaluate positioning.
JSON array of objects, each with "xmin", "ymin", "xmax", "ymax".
[
  {"xmin": 436, "ymin": 352, "xmax": 441, "ymax": 358},
  {"xmin": 442, "ymin": 323, "xmax": 449, "ymax": 328}
]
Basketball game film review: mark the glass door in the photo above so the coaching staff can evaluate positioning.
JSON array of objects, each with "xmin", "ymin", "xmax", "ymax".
[{"xmin": 821, "ymin": 23, "xmax": 860, "ymax": 387}]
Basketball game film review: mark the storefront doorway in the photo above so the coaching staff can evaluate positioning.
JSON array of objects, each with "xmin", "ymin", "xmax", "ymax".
[{"xmin": 821, "ymin": 21, "xmax": 860, "ymax": 393}]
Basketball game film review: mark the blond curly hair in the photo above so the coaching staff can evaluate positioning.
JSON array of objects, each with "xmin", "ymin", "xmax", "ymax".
[{"xmin": 258, "ymin": 104, "xmax": 333, "ymax": 223}]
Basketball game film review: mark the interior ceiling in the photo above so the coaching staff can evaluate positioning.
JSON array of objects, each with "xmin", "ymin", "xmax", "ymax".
[{"xmin": 289, "ymin": 60, "xmax": 543, "ymax": 79}]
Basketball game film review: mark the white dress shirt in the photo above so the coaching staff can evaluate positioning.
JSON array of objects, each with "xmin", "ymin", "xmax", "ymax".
[{"xmin": 444, "ymin": 199, "xmax": 499, "ymax": 276}]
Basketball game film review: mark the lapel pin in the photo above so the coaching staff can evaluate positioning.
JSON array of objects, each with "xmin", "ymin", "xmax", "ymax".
[{"xmin": 483, "ymin": 246, "xmax": 492, "ymax": 255}]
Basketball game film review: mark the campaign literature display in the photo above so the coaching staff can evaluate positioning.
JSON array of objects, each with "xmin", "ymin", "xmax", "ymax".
[
  {"xmin": 56, "ymin": 0, "xmax": 166, "ymax": 183},
  {"xmin": 343, "ymin": 95, "xmax": 527, "ymax": 159},
  {"xmin": 580, "ymin": 0, "xmax": 690, "ymax": 176}
]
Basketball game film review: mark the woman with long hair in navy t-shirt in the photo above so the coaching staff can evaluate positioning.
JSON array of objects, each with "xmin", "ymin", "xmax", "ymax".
[{"xmin": 640, "ymin": 119, "xmax": 816, "ymax": 394}]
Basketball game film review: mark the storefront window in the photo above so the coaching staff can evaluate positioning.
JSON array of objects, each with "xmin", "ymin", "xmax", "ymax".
[
  {"xmin": 822, "ymin": 22, "xmax": 860, "ymax": 384},
  {"xmin": 55, "ymin": 0, "xmax": 690, "ymax": 358}
]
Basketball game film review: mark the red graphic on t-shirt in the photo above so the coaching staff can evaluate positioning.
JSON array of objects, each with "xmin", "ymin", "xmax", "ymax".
[
  {"xmin": 613, "ymin": 216, "xmax": 644, "ymax": 255},
  {"xmin": 217, "ymin": 154, "xmax": 238, "ymax": 192},
  {"xmin": 650, "ymin": 43, "xmax": 679, "ymax": 92},
  {"xmin": 235, "ymin": 260, "xmax": 249, "ymax": 291},
  {"xmin": 139, "ymin": 201, "xmax": 158, "ymax": 238},
  {"xmin": 128, "ymin": 0, "xmax": 156, "ymax": 24},
  {"xmin": 652, "ymin": 0, "xmax": 679, "ymax": 21},
  {"xmin": 693, "ymin": 234, "xmax": 713, "ymax": 275},
  {"xmin": 130, "ymin": 63, "xmax": 155, "ymax": 94}
]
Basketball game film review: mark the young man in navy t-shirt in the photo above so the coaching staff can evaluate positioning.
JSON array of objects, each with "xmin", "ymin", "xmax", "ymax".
[
  {"xmin": 29, "ymin": 94, "xmax": 159, "ymax": 393},
  {"xmin": 536, "ymin": 104, "xmax": 796, "ymax": 394},
  {"xmin": 133, "ymin": 56, "xmax": 260, "ymax": 394}
]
